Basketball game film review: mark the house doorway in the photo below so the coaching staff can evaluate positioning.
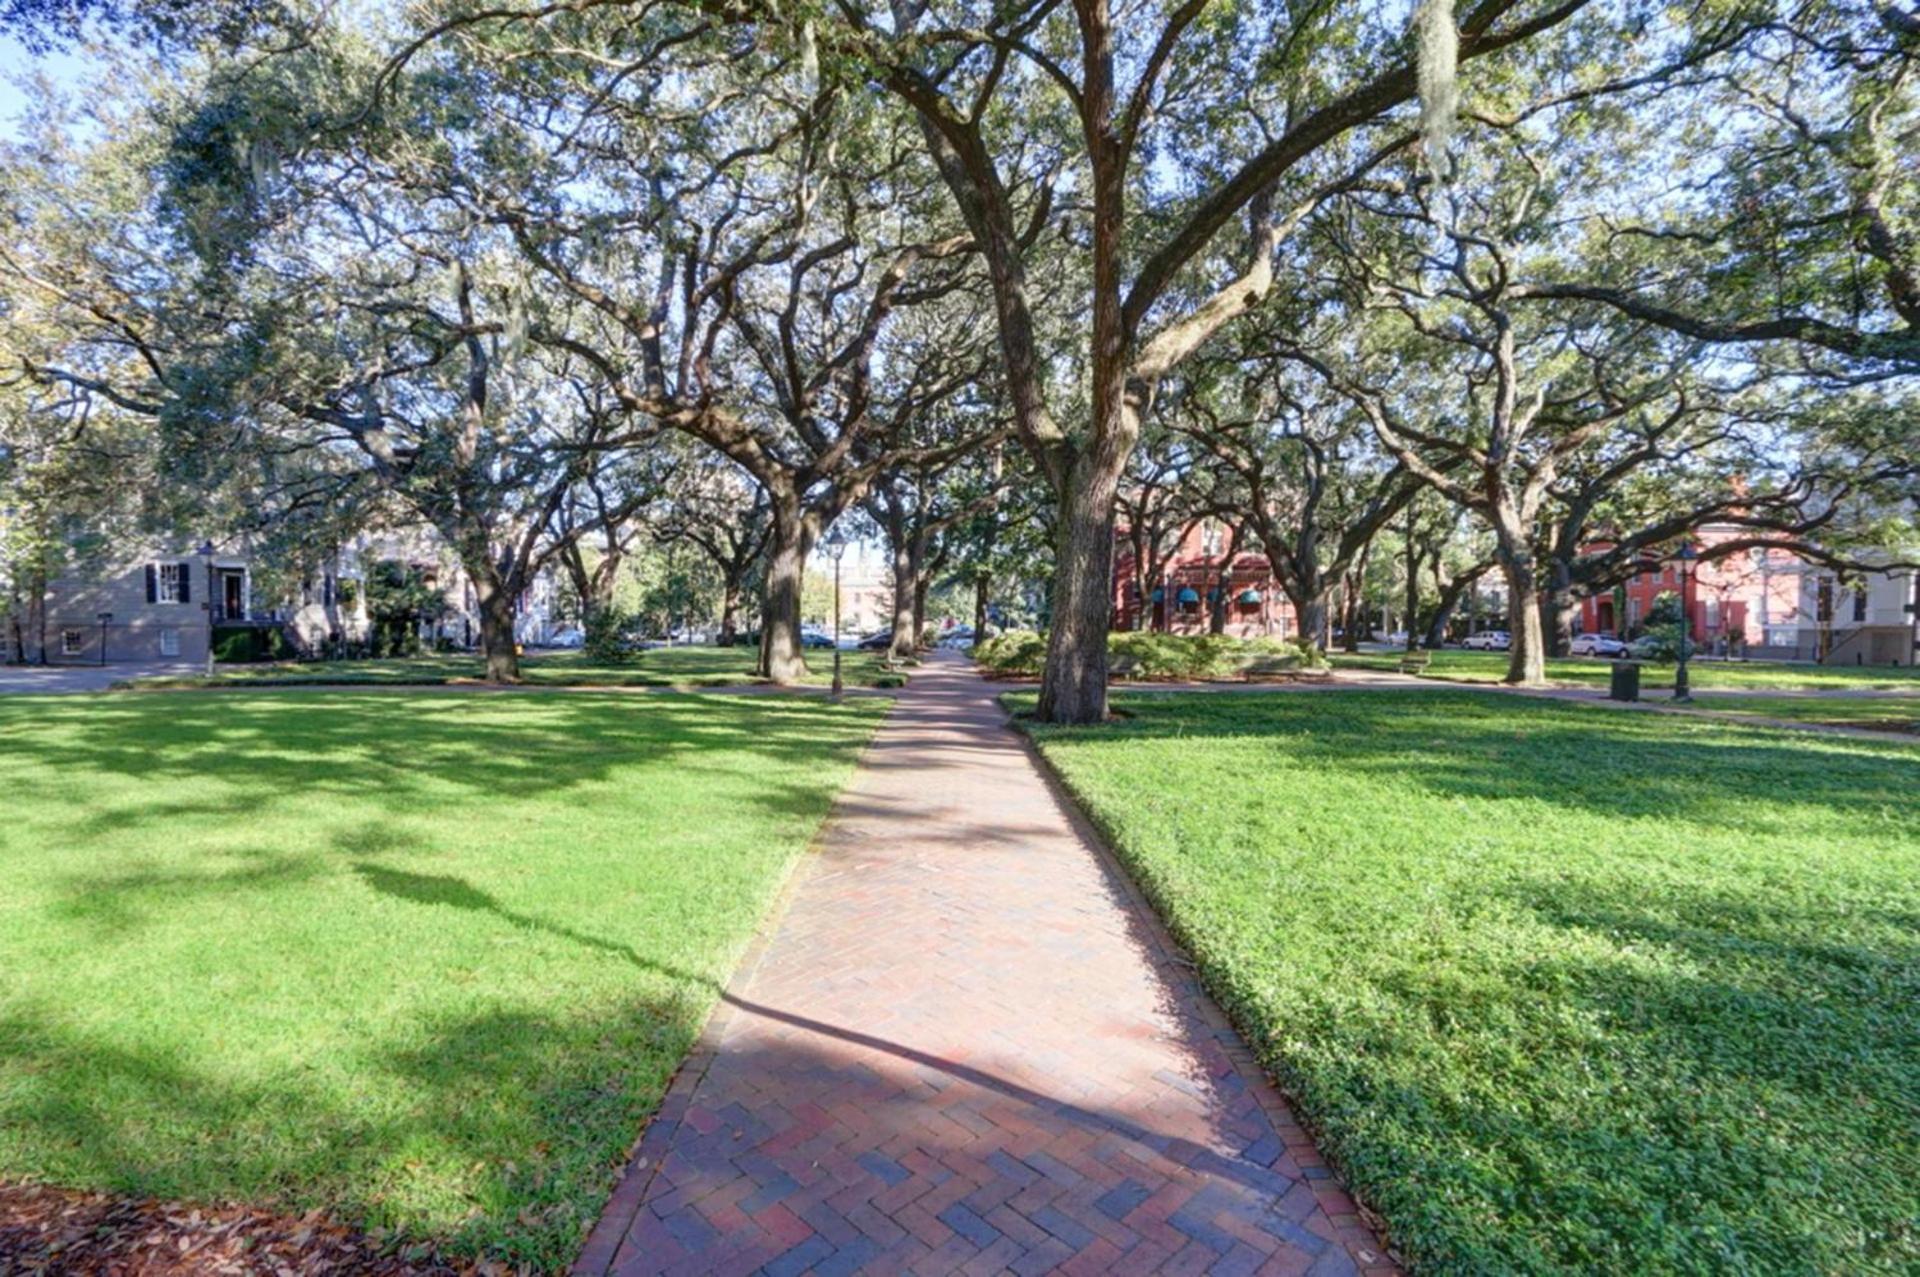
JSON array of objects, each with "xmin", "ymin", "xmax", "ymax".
[{"xmin": 221, "ymin": 572, "xmax": 245, "ymax": 620}]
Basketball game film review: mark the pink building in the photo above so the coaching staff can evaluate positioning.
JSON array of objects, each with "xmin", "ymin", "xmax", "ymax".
[{"xmin": 1577, "ymin": 525, "xmax": 1918, "ymax": 665}]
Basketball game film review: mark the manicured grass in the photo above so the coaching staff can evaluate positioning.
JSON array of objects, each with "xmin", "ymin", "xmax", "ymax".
[
  {"xmin": 1335, "ymin": 647, "xmax": 1920, "ymax": 691},
  {"xmin": 1020, "ymin": 691, "xmax": 1919, "ymax": 1274},
  {"xmin": 128, "ymin": 646, "xmax": 902, "ymax": 690},
  {"xmin": 0, "ymin": 691, "xmax": 885, "ymax": 1270},
  {"xmin": 1687, "ymin": 694, "xmax": 1920, "ymax": 734}
]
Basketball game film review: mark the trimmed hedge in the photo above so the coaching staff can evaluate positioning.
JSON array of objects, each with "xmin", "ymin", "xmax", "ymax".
[
  {"xmin": 211, "ymin": 625, "xmax": 289, "ymax": 664},
  {"xmin": 974, "ymin": 630, "xmax": 1325, "ymax": 681}
]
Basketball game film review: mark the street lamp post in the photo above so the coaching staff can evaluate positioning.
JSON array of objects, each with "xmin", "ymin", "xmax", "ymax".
[
  {"xmin": 97, "ymin": 611, "xmax": 112, "ymax": 666},
  {"xmin": 825, "ymin": 528, "xmax": 847, "ymax": 699},
  {"xmin": 1674, "ymin": 542, "xmax": 1697, "ymax": 703}
]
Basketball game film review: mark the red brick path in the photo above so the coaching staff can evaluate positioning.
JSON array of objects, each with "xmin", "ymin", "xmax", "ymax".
[{"xmin": 575, "ymin": 653, "xmax": 1397, "ymax": 1276}]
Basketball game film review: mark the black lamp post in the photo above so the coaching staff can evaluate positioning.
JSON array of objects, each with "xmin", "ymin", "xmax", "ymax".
[
  {"xmin": 1674, "ymin": 542, "xmax": 1697, "ymax": 702},
  {"xmin": 825, "ymin": 527, "xmax": 847, "ymax": 698},
  {"xmin": 97, "ymin": 611, "xmax": 112, "ymax": 665}
]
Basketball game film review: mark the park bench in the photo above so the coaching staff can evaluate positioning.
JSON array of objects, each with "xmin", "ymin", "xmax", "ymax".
[{"xmin": 1398, "ymin": 649, "xmax": 1433, "ymax": 676}]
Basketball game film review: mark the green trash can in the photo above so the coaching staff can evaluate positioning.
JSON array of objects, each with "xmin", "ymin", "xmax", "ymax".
[{"xmin": 1610, "ymin": 661, "xmax": 1640, "ymax": 702}]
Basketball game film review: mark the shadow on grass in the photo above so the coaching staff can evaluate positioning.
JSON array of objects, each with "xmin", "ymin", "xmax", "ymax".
[
  {"xmin": 1017, "ymin": 687, "xmax": 1919, "ymax": 1273},
  {"xmin": 1024, "ymin": 688, "xmax": 1916, "ymax": 830}
]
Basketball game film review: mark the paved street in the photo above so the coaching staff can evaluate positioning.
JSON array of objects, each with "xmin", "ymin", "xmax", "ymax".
[{"xmin": 0, "ymin": 663, "xmax": 197, "ymax": 694}]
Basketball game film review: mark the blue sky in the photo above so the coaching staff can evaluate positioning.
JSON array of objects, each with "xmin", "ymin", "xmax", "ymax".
[{"xmin": 1, "ymin": 33, "xmax": 96, "ymax": 125}]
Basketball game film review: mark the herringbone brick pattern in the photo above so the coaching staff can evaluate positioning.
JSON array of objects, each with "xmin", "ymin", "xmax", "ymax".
[{"xmin": 575, "ymin": 654, "xmax": 1397, "ymax": 1276}]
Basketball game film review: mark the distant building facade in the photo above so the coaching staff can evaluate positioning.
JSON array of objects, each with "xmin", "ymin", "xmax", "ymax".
[
  {"xmin": 6, "ymin": 542, "xmax": 255, "ymax": 666},
  {"xmin": 1112, "ymin": 519, "xmax": 1297, "ymax": 638},
  {"xmin": 1576, "ymin": 526, "xmax": 1918, "ymax": 665}
]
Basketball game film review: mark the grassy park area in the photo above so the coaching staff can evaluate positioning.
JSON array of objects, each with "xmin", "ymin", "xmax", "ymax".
[
  {"xmin": 1334, "ymin": 647, "xmax": 1920, "ymax": 692},
  {"xmin": 0, "ymin": 690, "xmax": 884, "ymax": 1268},
  {"xmin": 126, "ymin": 646, "xmax": 903, "ymax": 690},
  {"xmin": 1022, "ymin": 690, "xmax": 1919, "ymax": 1274}
]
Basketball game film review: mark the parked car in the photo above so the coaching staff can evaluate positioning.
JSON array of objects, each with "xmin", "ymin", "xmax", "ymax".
[
  {"xmin": 546, "ymin": 627, "xmax": 585, "ymax": 649},
  {"xmin": 854, "ymin": 629, "xmax": 894, "ymax": 650},
  {"xmin": 936, "ymin": 626, "xmax": 976, "ymax": 650},
  {"xmin": 1570, "ymin": 631, "xmax": 1630, "ymax": 658},
  {"xmin": 1460, "ymin": 630, "xmax": 1511, "ymax": 651},
  {"xmin": 800, "ymin": 628, "xmax": 837, "ymax": 649}
]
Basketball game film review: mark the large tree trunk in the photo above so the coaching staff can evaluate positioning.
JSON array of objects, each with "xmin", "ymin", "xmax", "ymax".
[
  {"xmin": 1501, "ymin": 554, "xmax": 1547, "ymax": 685},
  {"xmin": 30, "ymin": 569, "xmax": 48, "ymax": 664},
  {"xmin": 472, "ymin": 572, "xmax": 521, "ymax": 682},
  {"xmin": 973, "ymin": 574, "xmax": 990, "ymax": 641},
  {"xmin": 561, "ymin": 542, "xmax": 595, "ymax": 624},
  {"xmin": 1291, "ymin": 585, "xmax": 1330, "ymax": 651},
  {"xmin": 1129, "ymin": 527, "xmax": 1150, "ymax": 630},
  {"xmin": 1404, "ymin": 520, "xmax": 1420, "ymax": 651},
  {"xmin": 912, "ymin": 574, "xmax": 930, "ymax": 645},
  {"xmin": 1037, "ymin": 442, "xmax": 1127, "ymax": 724},
  {"xmin": 757, "ymin": 499, "xmax": 810, "ymax": 684},
  {"xmin": 1424, "ymin": 562, "xmax": 1483, "ymax": 649},
  {"xmin": 888, "ymin": 539, "xmax": 917, "ymax": 662},
  {"xmin": 1542, "ymin": 556, "xmax": 1577, "ymax": 657},
  {"xmin": 718, "ymin": 576, "xmax": 744, "ymax": 646}
]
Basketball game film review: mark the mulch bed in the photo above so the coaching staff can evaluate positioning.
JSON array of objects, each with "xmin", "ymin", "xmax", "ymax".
[{"xmin": 0, "ymin": 1180, "xmax": 492, "ymax": 1276}]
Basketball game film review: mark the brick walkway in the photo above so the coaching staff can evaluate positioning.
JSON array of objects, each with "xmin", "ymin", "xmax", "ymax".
[{"xmin": 576, "ymin": 653, "xmax": 1397, "ymax": 1277}]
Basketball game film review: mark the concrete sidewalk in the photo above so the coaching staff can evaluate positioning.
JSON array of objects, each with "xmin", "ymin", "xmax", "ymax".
[{"xmin": 577, "ymin": 652, "xmax": 1395, "ymax": 1276}]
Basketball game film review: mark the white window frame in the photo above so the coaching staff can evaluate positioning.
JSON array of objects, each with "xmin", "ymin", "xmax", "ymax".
[
  {"xmin": 61, "ymin": 628, "xmax": 87, "ymax": 656},
  {"xmin": 159, "ymin": 628, "xmax": 181, "ymax": 657},
  {"xmin": 156, "ymin": 561, "xmax": 184, "ymax": 604}
]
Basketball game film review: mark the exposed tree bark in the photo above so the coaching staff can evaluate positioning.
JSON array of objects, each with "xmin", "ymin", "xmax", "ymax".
[
  {"xmin": 757, "ymin": 490, "xmax": 813, "ymax": 684},
  {"xmin": 472, "ymin": 566, "xmax": 520, "ymax": 683}
]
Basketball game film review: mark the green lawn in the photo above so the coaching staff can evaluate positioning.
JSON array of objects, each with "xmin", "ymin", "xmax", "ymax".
[
  {"xmin": 128, "ymin": 645, "xmax": 901, "ymax": 690},
  {"xmin": 1336, "ymin": 647, "xmax": 1920, "ymax": 691},
  {"xmin": 0, "ymin": 690, "xmax": 885, "ymax": 1269},
  {"xmin": 1020, "ymin": 691, "xmax": 1919, "ymax": 1274},
  {"xmin": 1683, "ymin": 693, "xmax": 1919, "ymax": 734}
]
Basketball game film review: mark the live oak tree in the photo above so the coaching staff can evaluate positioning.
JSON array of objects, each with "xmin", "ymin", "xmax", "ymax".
[
  {"xmin": 384, "ymin": 0, "xmax": 1597, "ymax": 719},
  {"xmin": 1112, "ymin": 428, "xmax": 1214, "ymax": 632},
  {"xmin": 1, "ymin": 42, "xmax": 673, "ymax": 681},
  {"xmin": 1173, "ymin": 334, "xmax": 1425, "ymax": 649},
  {"xmin": 646, "ymin": 455, "xmax": 773, "ymax": 647},
  {"xmin": 404, "ymin": 25, "xmax": 1000, "ymax": 681},
  {"xmin": 1524, "ymin": 0, "xmax": 1920, "ymax": 376},
  {"xmin": 862, "ymin": 433, "xmax": 1007, "ymax": 660},
  {"xmin": 1531, "ymin": 383, "xmax": 1917, "ymax": 653},
  {"xmin": 783, "ymin": 0, "xmax": 1612, "ymax": 720}
]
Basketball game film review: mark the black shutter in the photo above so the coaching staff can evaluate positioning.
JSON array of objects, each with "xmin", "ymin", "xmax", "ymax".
[
  {"xmin": 177, "ymin": 563, "xmax": 192, "ymax": 604},
  {"xmin": 145, "ymin": 564, "xmax": 157, "ymax": 603}
]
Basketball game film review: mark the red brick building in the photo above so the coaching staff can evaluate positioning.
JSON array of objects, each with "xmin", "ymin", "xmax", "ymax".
[
  {"xmin": 1112, "ymin": 520, "xmax": 1296, "ymax": 637},
  {"xmin": 1577, "ymin": 524, "xmax": 1918, "ymax": 664}
]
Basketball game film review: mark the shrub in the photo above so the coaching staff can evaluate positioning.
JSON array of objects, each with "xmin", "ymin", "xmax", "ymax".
[
  {"xmin": 974, "ymin": 630, "xmax": 1317, "ymax": 680},
  {"xmin": 211, "ymin": 626, "xmax": 289, "ymax": 664},
  {"xmin": 583, "ymin": 608, "xmax": 637, "ymax": 664},
  {"xmin": 974, "ymin": 629, "xmax": 1049, "ymax": 676}
]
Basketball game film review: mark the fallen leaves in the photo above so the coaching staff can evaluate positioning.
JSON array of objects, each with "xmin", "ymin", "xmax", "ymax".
[{"xmin": 0, "ymin": 1179, "xmax": 474, "ymax": 1276}]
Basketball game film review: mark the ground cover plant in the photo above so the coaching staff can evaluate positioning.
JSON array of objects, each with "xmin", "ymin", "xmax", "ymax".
[
  {"xmin": 1333, "ymin": 648, "xmax": 1920, "ymax": 691},
  {"xmin": 126, "ymin": 647, "xmax": 902, "ymax": 690},
  {"xmin": 1020, "ymin": 690, "xmax": 1919, "ymax": 1274},
  {"xmin": 975, "ymin": 630, "xmax": 1323, "ymax": 681},
  {"xmin": 0, "ymin": 690, "xmax": 885, "ymax": 1270},
  {"xmin": 1687, "ymin": 693, "xmax": 1919, "ymax": 734}
]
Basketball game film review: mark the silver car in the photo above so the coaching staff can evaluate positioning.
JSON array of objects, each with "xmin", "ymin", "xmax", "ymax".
[{"xmin": 1569, "ymin": 632, "xmax": 1629, "ymax": 658}]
